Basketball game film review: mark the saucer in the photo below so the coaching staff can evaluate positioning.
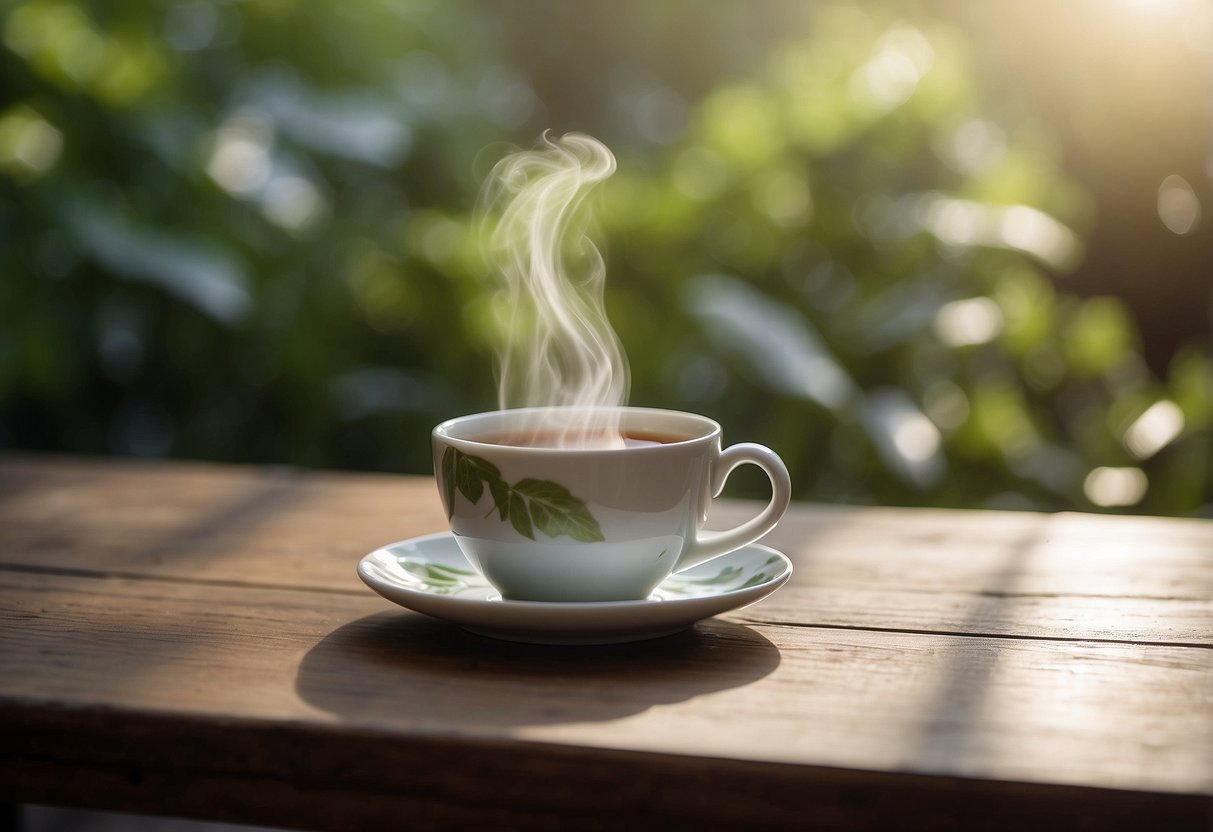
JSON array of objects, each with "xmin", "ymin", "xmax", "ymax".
[{"xmin": 356, "ymin": 532, "xmax": 792, "ymax": 645}]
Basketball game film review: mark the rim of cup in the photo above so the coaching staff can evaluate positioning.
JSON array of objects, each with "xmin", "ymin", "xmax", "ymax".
[{"xmin": 433, "ymin": 406, "xmax": 722, "ymax": 452}]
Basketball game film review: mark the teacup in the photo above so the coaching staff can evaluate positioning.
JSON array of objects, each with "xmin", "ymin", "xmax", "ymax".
[{"xmin": 432, "ymin": 406, "xmax": 791, "ymax": 602}]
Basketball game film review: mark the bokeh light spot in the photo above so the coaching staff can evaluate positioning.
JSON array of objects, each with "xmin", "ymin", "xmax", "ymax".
[
  {"xmin": 1083, "ymin": 466, "xmax": 1147, "ymax": 507},
  {"xmin": 851, "ymin": 23, "xmax": 934, "ymax": 112},
  {"xmin": 934, "ymin": 297, "xmax": 1004, "ymax": 347},
  {"xmin": 1157, "ymin": 174, "xmax": 1201, "ymax": 235},
  {"xmin": 261, "ymin": 175, "xmax": 326, "ymax": 232},
  {"xmin": 1123, "ymin": 399, "xmax": 1184, "ymax": 458},
  {"xmin": 0, "ymin": 105, "xmax": 63, "ymax": 179},
  {"xmin": 207, "ymin": 113, "xmax": 273, "ymax": 195}
]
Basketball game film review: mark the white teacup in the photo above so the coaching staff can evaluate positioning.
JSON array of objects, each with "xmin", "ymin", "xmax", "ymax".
[{"xmin": 432, "ymin": 406, "xmax": 791, "ymax": 602}]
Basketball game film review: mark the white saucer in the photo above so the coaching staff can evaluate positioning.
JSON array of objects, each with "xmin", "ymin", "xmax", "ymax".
[{"xmin": 357, "ymin": 532, "xmax": 792, "ymax": 645}]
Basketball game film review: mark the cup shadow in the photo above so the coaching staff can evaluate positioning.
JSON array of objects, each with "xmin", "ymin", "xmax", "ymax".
[{"xmin": 295, "ymin": 611, "xmax": 781, "ymax": 728}]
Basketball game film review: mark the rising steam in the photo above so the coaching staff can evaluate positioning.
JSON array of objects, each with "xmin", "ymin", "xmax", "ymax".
[{"xmin": 478, "ymin": 132, "xmax": 629, "ymax": 447}]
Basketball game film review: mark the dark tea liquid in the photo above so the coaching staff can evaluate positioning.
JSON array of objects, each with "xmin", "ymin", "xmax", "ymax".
[{"xmin": 479, "ymin": 429, "xmax": 688, "ymax": 448}]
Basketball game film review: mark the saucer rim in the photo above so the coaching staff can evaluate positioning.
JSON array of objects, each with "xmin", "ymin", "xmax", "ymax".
[
  {"xmin": 358, "ymin": 530, "xmax": 792, "ymax": 612},
  {"xmin": 356, "ymin": 532, "xmax": 791, "ymax": 642}
]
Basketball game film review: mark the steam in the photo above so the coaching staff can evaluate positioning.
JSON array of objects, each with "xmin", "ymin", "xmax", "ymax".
[{"xmin": 479, "ymin": 132, "xmax": 629, "ymax": 448}]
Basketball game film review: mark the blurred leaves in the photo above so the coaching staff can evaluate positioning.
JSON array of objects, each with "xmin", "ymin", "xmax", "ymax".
[
  {"xmin": 0, "ymin": 0, "xmax": 1209, "ymax": 516},
  {"xmin": 589, "ymin": 2, "xmax": 1212, "ymax": 515}
]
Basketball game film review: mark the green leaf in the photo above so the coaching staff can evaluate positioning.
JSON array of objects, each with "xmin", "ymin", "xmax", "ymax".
[
  {"xmin": 441, "ymin": 447, "xmax": 457, "ymax": 519},
  {"xmin": 739, "ymin": 571, "xmax": 777, "ymax": 589},
  {"xmin": 463, "ymin": 453, "xmax": 502, "ymax": 487},
  {"xmin": 455, "ymin": 453, "xmax": 484, "ymax": 504},
  {"xmin": 447, "ymin": 449, "xmax": 505, "ymax": 509},
  {"xmin": 401, "ymin": 561, "xmax": 479, "ymax": 595},
  {"xmin": 489, "ymin": 477, "xmax": 511, "ymax": 521},
  {"xmin": 442, "ymin": 453, "xmax": 604, "ymax": 543},
  {"xmin": 683, "ymin": 565, "xmax": 743, "ymax": 586},
  {"xmin": 512, "ymin": 478, "xmax": 605, "ymax": 542},
  {"xmin": 427, "ymin": 562, "xmax": 477, "ymax": 577},
  {"xmin": 423, "ymin": 565, "xmax": 460, "ymax": 584},
  {"xmin": 505, "ymin": 489, "xmax": 534, "ymax": 539}
]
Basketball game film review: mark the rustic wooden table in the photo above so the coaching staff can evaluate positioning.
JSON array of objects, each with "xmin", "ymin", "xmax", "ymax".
[{"xmin": 0, "ymin": 455, "xmax": 1210, "ymax": 830}]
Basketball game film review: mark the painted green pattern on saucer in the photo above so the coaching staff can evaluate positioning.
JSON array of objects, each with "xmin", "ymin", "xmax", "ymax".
[
  {"xmin": 656, "ymin": 556, "xmax": 786, "ymax": 599},
  {"xmin": 357, "ymin": 533, "xmax": 792, "ymax": 644},
  {"xmin": 399, "ymin": 560, "xmax": 484, "ymax": 596},
  {"xmin": 392, "ymin": 547, "xmax": 786, "ymax": 603}
]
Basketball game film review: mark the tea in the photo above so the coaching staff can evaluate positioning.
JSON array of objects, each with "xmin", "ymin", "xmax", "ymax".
[{"xmin": 479, "ymin": 429, "xmax": 688, "ymax": 449}]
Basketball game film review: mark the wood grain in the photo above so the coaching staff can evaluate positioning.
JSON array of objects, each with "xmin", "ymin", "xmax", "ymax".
[
  {"xmin": 1, "ymin": 455, "xmax": 1211, "ymax": 830},
  {"xmin": 2, "ymin": 568, "xmax": 1210, "ymax": 789},
  {"xmin": 3, "ymin": 455, "xmax": 1208, "ymax": 642}
]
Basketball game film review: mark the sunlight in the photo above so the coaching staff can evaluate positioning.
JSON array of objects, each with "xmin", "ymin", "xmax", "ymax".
[
  {"xmin": 851, "ymin": 24, "xmax": 934, "ymax": 112},
  {"xmin": 1123, "ymin": 400, "xmax": 1185, "ymax": 459},
  {"xmin": 1084, "ymin": 466, "xmax": 1148, "ymax": 507},
  {"xmin": 261, "ymin": 175, "xmax": 326, "ymax": 232},
  {"xmin": 0, "ymin": 105, "xmax": 62, "ymax": 178},
  {"xmin": 893, "ymin": 413, "xmax": 943, "ymax": 464},
  {"xmin": 1119, "ymin": 0, "xmax": 1199, "ymax": 16},
  {"xmin": 207, "ymin": 112, "xmax": 273, "ymax": 196},
  {"xmin": 862, "ymin": 388, "xmax": 945, "ymax": 488},
  {"xmin": 1157, "ymin": 175, "xmax": 1201, "ymax": 235},
  {"xmin": 934, "ymin": 297, "xmax": 1004, "ymax": 347},
  {"xmin": 915, "ymin": 195, "xmax": 1079, "ymax": 270},
  {"xmin": 998, "ymin": 206, "xmax": 1076, "ymax": 267}
]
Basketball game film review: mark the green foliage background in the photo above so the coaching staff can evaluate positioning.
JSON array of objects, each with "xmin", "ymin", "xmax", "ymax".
[{"xmin": 1, "ymin": 0, "xmax": 1210, "ymax": 515}]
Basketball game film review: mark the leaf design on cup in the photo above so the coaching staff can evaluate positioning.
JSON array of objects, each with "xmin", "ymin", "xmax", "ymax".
[
  {"xmin": 488, "ymin": 478, "xmax": 511, "ymax": 521},
  {"xmin": 504, "ymin": 487, "xmax": 534, "ymax": 539},
  {"xmin": 441, "ymin": 448, "xmax": 605, "ymax": 543},
  {"xmin": 512, "ymin": 478, "xmax": 605, "ymax": 542},
  {"xmin": 443, "ymin": 448, "xmax": 500, "ymax": 507}
]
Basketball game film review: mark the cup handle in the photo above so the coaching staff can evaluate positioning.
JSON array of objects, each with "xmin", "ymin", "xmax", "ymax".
[{"xmin": 676, "ymin": 442, "xmax": 791, "ymax": 572}]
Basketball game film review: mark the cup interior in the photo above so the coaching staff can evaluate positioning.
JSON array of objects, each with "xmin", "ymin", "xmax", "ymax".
[{"xmin": 435, "ymin": 406, "xmax": 718, "ymax": 450}]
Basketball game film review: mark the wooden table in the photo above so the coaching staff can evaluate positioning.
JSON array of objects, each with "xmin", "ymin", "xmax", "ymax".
[{"xmin": 1, "ymin": 455, "xmax": 1210, "ymax": 830}]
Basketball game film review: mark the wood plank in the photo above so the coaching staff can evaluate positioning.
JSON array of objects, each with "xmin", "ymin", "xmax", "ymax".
[
  {"xmin": 4, "ymin": 456, "xmax": 1212, "ymax": 828},
  {"xmin": 2, "ymin": 570, "xmax": 1210, "ymax": 800},
  {"xmin": 747, "ymin": 505, "xmax": 1213, "ymax": 601},
  {"xmin": 2, "ymin": 457, "xmax": 1209, "ymax": 645},
  {"xmin": 739, "ymin": 584, "xmax": 1212, "ymax": 645},
  {"xmin": 6, "ymin": 713, "xmax": 1210, "ymax": 832},
  {"xmin": 5, "ymin": 457, "xmax": 1211, "ymax": 602},
  {"xmin": 0, "ymin": 455, "xmax": 446, "ymax": 592}
]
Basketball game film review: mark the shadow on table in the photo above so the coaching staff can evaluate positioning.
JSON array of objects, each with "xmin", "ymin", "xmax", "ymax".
[{"xmin": 295, "ymin": 612, "xmax": 780, "ymax": 727}]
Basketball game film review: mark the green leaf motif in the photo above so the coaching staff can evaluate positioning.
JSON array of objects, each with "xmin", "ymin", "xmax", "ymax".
[
  {"xmin": 681, "ymin": 565, "xmax": 744, "ymax": 586},
  {"xmin": 440, "ymin": 448, "xmax": 604, "ymax": 543},
  {"xmin": 441, "ymin": 447, "xmax": 458, "ymax": 519},
  {"xmin": 662, "ymin": 561, "xmax": 782, "ymax": 597},
  {"xmin": 457, "ymin": 465, "xmax": 483, "ymax": 504},
  {"xmin": 464, "ymin": 453, "xmax": 502, "ymax": 489},
  {"xmin": 505, "ymin": 488, "xmax": 534, "ymax": 539},
  {"xmin": 453, "ymin": 454, "xmax": 487, "ymax": 504},
  {"xmin": 401, "ymin": 560, "xmax": 483, "ymax": 595},
  {"xmin": 489, "ymin": 478, "xmax": 511, "ymax": 521},
  {"xmin": 739, "ymin": 571, "xmax": 778, "ymax": 589},
  {"xmin": 513, "ymin": 478, "xmax": 606, "ymax": 542}
]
